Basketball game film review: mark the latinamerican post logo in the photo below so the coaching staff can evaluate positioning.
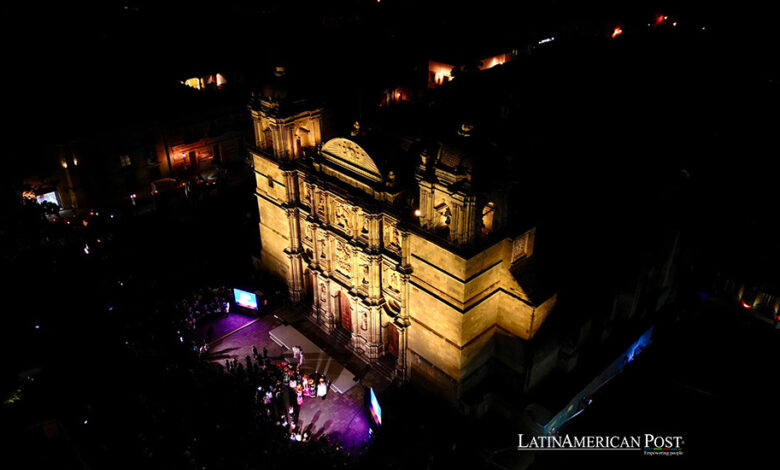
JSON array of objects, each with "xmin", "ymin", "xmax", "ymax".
[{"xmin": 518, "ymin": 434, "xmax": 684, "ymax": 456}]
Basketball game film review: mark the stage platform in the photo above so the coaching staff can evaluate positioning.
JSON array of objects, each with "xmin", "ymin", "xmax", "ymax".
[{"xmin": 269, "ymin": 324, "xmax": 359, "ymax": 394}]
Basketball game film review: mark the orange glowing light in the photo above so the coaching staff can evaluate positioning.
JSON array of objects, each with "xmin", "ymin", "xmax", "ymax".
[
  {"xmin": 414, "ymin": 209, "xmax": 421, "ymax": 217},
  {"xmin": 612, "ymin": 27, "xmax": 623, "ymax": 38}
]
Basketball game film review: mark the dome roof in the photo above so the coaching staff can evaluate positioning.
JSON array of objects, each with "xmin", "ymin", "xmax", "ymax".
[
  {"xmin": 436, "ymin": 142, "xmax": 474, "ymax": 172},
  {"xmin": 435, "ymin": 123, "xmax": 480, "ymax": 173},
  {"xmin": 261, "ymin": 66, "xmax": 290, "ymax": 101}
]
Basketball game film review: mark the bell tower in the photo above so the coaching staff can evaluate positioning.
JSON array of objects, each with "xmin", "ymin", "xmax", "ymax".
[
  {"xmin": 251, "ymin": 66, "xmax": 324, "ymax": 304},
  {"xmin": 250, "ymin": 66, "xmax": 324, "ymax": 160}
]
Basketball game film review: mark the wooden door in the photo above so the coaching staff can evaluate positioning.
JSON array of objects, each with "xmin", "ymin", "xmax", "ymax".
[
  {"xmin": 387, "ymin": 322, "xmax": 399, "ymax": 357},
  {"xmin": 339, "ymin": 291, "xmax": 352, "ymax": 331}
]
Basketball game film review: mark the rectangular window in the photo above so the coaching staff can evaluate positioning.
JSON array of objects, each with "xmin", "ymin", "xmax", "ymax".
[{"xmin": 119, "ymin": 154, "xmax": 132, "ymax": 168}]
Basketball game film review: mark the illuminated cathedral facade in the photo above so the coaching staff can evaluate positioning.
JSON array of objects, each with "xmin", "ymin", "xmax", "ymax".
[{"xmin": 250, "ymin": 69, "xmax": 557, "ymax": 400}]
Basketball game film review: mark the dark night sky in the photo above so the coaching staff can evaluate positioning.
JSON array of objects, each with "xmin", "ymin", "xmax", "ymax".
[{"xmin": 3, "ymin": 0, "xmax": 779, "ymax": 220}]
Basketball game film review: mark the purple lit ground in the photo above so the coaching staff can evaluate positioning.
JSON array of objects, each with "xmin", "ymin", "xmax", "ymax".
[
  {"xmin": 200, "ymin": 312, "xmax": 372, "ymax": 452},
  {"xmin": 195, "ymin": 312, "xmax": 257, "ymax": 345}
]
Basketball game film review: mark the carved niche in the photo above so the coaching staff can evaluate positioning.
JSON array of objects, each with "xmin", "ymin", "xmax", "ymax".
[
  {"xmin": 319, "ymin": 237, "xmax": 327, "ymax": 259},
  {"xmin": 335, "ymin": 202, "xmax": 351, "ymax": 231},
  {"xmin": 319, "ymin": 283, "xmax": 327, "ymax": 303},
  {"xmin": 335, "ymin": 242, "xmax": 351, "ymax": 277}
]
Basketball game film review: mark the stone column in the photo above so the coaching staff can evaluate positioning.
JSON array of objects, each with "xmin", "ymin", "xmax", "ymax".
[
  {"xmin": 323, "ymin": 282, "xmax": 336, "ymax": 333},
  {"xmin": 450, "ymin": 204, "xmax": 461, "ymax": 243},
  {"xmin": 462, "ymin": 196, "xmax": 477, "ymax": 245},
  {"xmin": 351, "ymin": 207, "xmax": 360, "ymax": 239},
  {"xmin": 311, "ymin": 270, "xmax": 321, "ymax": 321},
  {"xmin": 271, "ymin": 119, "xmax": 283, "ymax": 158},
  {"xmin": 282, "ymin": 169, "xmax": 298, "ymax": 203},
  {"xmin": 397, "ymin": 230, "xmax": 413, "ymax": 380},
  {"xmin": 418, "ymin": 181, "xmax": 435, "ymax": 229},
  {"xmin": 350, "ymin": 246, "xmax": 360, "ymax": 293},
  {"xmin": 284, "ymin": 204, "xmax": 304, "ymax": 303},
  {"xmin": 400, "ymin": 230, "xmax": 411, "ymax": 269},
  {"xmin": 368, "ymin": 254, "xmax": 382, "ymax": 300},
  {"xmin": 309, "ymin": 224, "xmax": 320, "ymax": 270}
]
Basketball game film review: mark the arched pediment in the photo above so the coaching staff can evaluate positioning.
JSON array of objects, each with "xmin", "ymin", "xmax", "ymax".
[{"xmin": 320, "ymin": 138, "xmax": 382, "ymax": 182}]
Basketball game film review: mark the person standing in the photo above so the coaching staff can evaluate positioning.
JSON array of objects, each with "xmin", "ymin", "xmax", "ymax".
[{"xmin": 317, "ymin": 378, "xmax": 328, "ymax": 400}]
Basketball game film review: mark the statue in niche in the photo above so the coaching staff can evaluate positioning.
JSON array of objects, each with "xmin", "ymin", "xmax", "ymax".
[
  {"xmin": 361, "ymin": 217, "xmax": 369, "ymax": 235},
  {"xmin": 361, "ymin": 264, "xmax": 369, "ymax": 284},
  {"xmin": 441, "ymin": 207, "xmax": 452, "ymax": 226},
  {"xmin": 335, "ymin": 203, "xmax": 351, "ymax": 230},
  {"xmin": 304, "ymin": 186, "xmax": 311, "ymax": 204},
  {"xmin": 361, "ymin": 311, "xmax": 368, "ymax": 330},
  {"xmin": 320, "ymin": 283, "xmax": 327, "ymax": 303},
  {"xmin": 318, "ymin": 195, "xmax": 326, "ymax": 215},
  {"xmin": 304, "ymin": 224, "xmax": 312, "ymax": 242},
  {"xmin": 389, "ymin": 271, "xmax": 400, "ymax": 292},
  {"xmin": 392, "ymin": 228, "xmax": 400, "ymax": 247},
  {"xmin": 319, "ymin": 239, "xmax": 327, "ymax": 258},
  {"xmin": 336, "ymin": 243, "xmax": 351, "ymax": 275}
]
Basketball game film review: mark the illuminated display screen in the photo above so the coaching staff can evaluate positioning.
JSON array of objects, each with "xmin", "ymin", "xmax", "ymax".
[
  {"xmin": 36, "ymin": 191, "xmax": 59, "ymax": 206},
  {"xmin": 369, "ymin": 387, "xmax": 382, "ymax": 426},
  {"xmin": 233, "ymin": 289, "xmax": 258, "ymax": 310}
]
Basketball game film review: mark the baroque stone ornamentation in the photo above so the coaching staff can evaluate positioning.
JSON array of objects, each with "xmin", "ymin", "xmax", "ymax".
[
  {"xmin": 335, "ymin": 242, "xmax": 351, "ymax": 276},
  {"xmin": 389, "ymin": 271, "xmax": 400, "ymax": 292},
  {"xmin": 335, "ymin": 203, "xmax": 351, "ymax": 230},
  {"xmin": 320, "ymin": 138, "xmax": 382, "ymax": 181}
]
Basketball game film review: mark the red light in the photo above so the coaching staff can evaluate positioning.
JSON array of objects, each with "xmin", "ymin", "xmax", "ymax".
[
  {"xmin": 154, "ymin": 190, "xmax": 158, "ymax": 194},
  {"xmin": 612, "ymin": 27, "xmax": 623, "ymax": 38},
  {"xmin": 655, "ymin": 15, "xmax": 665, "ymax": 26},
  {"xmin": 741, "ymin": 300, "xmax": 752, "ymax": 309}
]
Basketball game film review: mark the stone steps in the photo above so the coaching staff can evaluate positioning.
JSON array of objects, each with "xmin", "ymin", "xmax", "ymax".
[{"xmin": 372, "ymin": 356, "xmax": 397, "ymax": 380}]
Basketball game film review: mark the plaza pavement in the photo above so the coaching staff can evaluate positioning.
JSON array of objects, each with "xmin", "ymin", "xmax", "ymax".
[{"xmin": 199, "ymin": 308, "xmax": 380, "ymax": 451}]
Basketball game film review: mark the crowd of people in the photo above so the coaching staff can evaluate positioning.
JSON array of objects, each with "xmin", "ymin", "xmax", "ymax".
[
  {"xmin": 221, "ymin": 343, "xmax": 334, "ymax": 445},
  {"xmin": 175, "ymin": 285, "xmax": 232, "ymax": 350},
  {"xmin": 173, "ymin": 287, "xmax": 349, "ymax": 452}
]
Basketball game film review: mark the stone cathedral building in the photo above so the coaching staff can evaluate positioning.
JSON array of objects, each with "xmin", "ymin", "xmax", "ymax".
[{"xmin": 250, "ymin": 68, "xmax": 557, "ymax": 401}]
